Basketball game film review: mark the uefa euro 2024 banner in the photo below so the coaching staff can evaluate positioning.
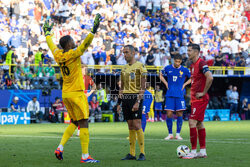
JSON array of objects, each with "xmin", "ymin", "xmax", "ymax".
[{"xmin": 0, "ymin": 112, "xmax": 31, "ymax": 125}]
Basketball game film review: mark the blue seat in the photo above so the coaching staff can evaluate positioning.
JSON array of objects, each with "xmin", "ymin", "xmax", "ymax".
[
  {"xmin": 207, "ymin": 110, "xmax": 216, "ymax": 121},
  {"xmin": 218, "ymin": 109, "xmax": 230, "ymax": 121}
]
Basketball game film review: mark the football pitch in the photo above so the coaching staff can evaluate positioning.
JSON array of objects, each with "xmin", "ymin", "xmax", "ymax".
[{"xmin": 0, "ymin": 121, "xmax": 250, "ymax": 167}]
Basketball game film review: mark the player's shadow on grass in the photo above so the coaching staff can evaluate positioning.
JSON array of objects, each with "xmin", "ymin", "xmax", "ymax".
[{"xmin": 41, "ymin": 132, "xmax": 65, "ymax": 136}]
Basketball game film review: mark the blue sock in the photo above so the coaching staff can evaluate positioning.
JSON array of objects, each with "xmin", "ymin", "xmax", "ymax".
[
  {"xmin": 159, "ymin": 111, "xmax": 162, "ymax": 119},
  {"xmin": 141, "ymin": 114, "xmax": 147, "ymax": 132},
  {"xmin": 176, "ymin": 116, "xmax": 183, "ymax": 133},
  {"xmin": 166, "ymin": 117, "xmax": 173, "ymax": 134},
  {"xmin": 154, "ymin": 110, "xmax": 157, "ymax": 119}
]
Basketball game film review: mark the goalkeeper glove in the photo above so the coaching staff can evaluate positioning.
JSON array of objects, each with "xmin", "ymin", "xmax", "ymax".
[
  {"xmin": 91, "ymin": 13, "xmax": 102, "ymax": 34},
  {"xmin": 43, "ymin": 20, "xmax": 54, "ymax": 36}
]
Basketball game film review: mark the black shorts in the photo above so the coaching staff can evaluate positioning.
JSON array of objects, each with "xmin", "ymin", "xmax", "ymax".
[{"xmin": 122, "ymin": 94, "xmax": 143, "ymax": 120}]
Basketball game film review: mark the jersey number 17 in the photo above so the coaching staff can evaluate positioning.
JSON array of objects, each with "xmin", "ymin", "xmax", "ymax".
[{"xmin": 173, "ymin": 76, "xmax": 177, "ymax": 82}]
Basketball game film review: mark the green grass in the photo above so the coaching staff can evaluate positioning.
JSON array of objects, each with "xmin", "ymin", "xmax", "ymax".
[{"xmin": 0, "ymin": 121, "xmax": 250, "ymax": 167}]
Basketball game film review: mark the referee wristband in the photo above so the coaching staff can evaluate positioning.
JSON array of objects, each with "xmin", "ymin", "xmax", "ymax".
[{"xmin": 118, "ymin": 98, "xmax": 122, "ymax": 105}]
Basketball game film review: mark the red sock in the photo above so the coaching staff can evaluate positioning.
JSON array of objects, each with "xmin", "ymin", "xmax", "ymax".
[
  {"xmin": 78, "ymin": 126, "xmax": 80, "ymax": 130},
  {"xmin": 190, "ymin": 127, "xmax": 197, "ymax": 150},
  {"xmin": 198, "ymin": 128, "xmax": 206, "ymax": 149}
]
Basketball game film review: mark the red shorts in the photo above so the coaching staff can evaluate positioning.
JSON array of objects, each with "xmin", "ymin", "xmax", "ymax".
[{"xmin": 190, "ymin": 100, "xmax": 209, "ymax": 122}]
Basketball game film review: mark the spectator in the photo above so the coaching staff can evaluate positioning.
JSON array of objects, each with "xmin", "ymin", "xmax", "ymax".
[
  {"xmin": 27, "ymin": 97, "xmax": 43, "ymax": 123},
  {"xmin": 81, "ymin": 47, "xmax": 95, "ymax": 65},
  {"xmin": 82, "ymin": 64, "xmax": 96, "ymax": 97},
  {"xmin": 230, "ymin": 36, "xmax": 240, "ymax": 58},
  {"xmin": 220, "ymin": 36, "xmax": 231, "ymax": 58},
  {"xmin": 44, "ymin": 61, "xmax": 56, "ymax": 82},
  {"xmin": 90, "ymin": 96, "xmax": 102, "ymax": 121},
  {"xmin": 43, "ymin": 49, "xmax": 52, "ymax": 64},
  {"xmin": 0, "ymin": 70, "xmax": 6, "ymax": 90},
  {"xmin": 7, "ymin": 28, "xmax": 21, "ymax": 49},
  {"xmin": 139, "ymin": 0, "xmax": 147, "ymax": 14},
  {"xmin": 23, "ymin": 62, "xmax": 33, "ymax": 82},
  {"xmin": 146, "ymin": 50, "xmax": 155, "ymax": 66},
  {"xmin": 110, "ymin": 96, "xmax": 119, "ymax": 121},
  {"xmin": 12, "ymin": 79, "xmax": 21, "ymax": 89},
  {"xmin": 96, "ymin": 83, "xmax": 109, "ymax": 110},
  {"xmin": 14, "ymin": 61, "xmax": 25, "ymax": 82},
  {"xmin": 0, "ymin": 0, "xmax": 249, "ymax": 71},
  {"xmin": 51, "ymin": 97, "xmax": 66, "ymax": 123},
  {"xmin": 153, "ymin": 48, "xmax": 161, "ymax": 67},
  {"xmin": 214, "ymin": 53, "xmax": 223, "ymax": 67},
  {"xmin": 23, "ymin": 79, "xmax": 34, "ymax": 90},
  {"xmin": 226, "ymin": 85, "xmax": 233, "ymax": 108},
  {"xmin": 0, "ymin": 40, "xmax": 8, "ymax": 63},
  {"xmin": 34, "ymin": 47, "xmax": 43, "ymax": 65},
  {"xmin": 10, "ymin": 96, "xmax": 20, "ymax": 112},
  {"xmin": 240, "ymin": 98, "xmax": 249, "ymax": 120},
  {"xmin": 5, "ymin": 46, "xmax": 17, "ymax": 67},
  {"xmin": 35, "ymin": 61, "xmax": 46, "ymax": 82},
  {"xmin": 114, "ymin": 34, "xmax": 124, "ymax": 55},
  {"xmin": 229, "ymin": 86, "xmax": 239, "ymax": 119}
]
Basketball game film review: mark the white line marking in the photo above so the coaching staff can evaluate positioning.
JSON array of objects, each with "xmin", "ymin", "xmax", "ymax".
[{"xmin": 0, "ymin": 135, "xmax": 249, "ymax": 144}]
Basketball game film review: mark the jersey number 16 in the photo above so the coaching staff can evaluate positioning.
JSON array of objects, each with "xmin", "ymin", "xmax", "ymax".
[{"xmin": 60, "ymin": 63, "xmax": 70, "ymax": 76}]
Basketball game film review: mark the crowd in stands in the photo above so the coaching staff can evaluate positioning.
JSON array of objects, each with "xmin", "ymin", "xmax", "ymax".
[{"xmin": 0, "ymin": 0, "xmax": 249, "ymax": 89}]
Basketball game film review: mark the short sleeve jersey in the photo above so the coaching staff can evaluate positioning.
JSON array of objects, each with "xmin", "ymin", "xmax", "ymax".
[
  {"xmin": 162, "ymin": 65, "xmax": 191, "ymax": 98},
  {"xmin": 121, "ymin": 61, "xmax": 147, "ymax": 94},
  {"xmin": 190, "ymin": 58, "xmax": 209, "ymax": 102}
]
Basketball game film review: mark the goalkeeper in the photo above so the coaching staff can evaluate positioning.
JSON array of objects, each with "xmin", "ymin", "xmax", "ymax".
[{"xmin": 43, "ymin": 14, "xmax": 101, "ymax": 163}]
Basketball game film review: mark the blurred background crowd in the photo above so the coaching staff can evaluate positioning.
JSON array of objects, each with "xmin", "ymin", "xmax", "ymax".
[
  {"xmin": 0, "ymin": 0, "xmax": 249, "ymax": 90},
  {"xmin": 0, "ymin": 0, "xmax": 249, "ymax": 123}
]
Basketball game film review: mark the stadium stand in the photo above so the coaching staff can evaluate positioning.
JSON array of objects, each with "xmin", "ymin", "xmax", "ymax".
[{"xmin": 0, "ymin": 0, "xmax": 249, "ymax": 123}]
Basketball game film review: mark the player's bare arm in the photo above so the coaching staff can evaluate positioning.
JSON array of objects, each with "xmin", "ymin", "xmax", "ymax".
[
  {"xmin": 132, "ymin": 75, "xmax": 146, "ymax": 112},
  {"xmin": 196, "ymin": 71, "xmax": 213, "ymax": 99},
  {"xmin": 182, "ymin": 78, "xmax": 191, "ymax": 90},
  {"xmin": 86, "ymin": 83, "xmax": 96, "ymax": 98},
  {"xmin": 159, "ymin": 72, "xmax": 169, "ymax": 89}
]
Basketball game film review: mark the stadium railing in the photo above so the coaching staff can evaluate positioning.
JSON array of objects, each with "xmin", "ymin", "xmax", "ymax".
[{"xmin": 1, "ymin": 64, "xmax": 250, "ymax": 78}]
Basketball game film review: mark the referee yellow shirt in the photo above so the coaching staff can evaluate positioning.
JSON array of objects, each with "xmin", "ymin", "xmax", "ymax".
[{"xmin": 121, "ymin": 61, "xmax": 147, "ymax": 94}]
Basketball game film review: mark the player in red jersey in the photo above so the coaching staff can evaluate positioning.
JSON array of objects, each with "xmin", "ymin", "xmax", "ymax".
[{"xmin": 182, "ymin": 44, "xmax": 213, "ymax": 159}]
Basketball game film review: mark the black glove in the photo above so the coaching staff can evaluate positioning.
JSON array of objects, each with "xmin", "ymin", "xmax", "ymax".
[
  {"xmin": 91, "ymin": 13, "xmax": 102, "ymax": 34},
  {"xmin": 43, "ymin": 20, "xmax": 54, "ymax": 36}
]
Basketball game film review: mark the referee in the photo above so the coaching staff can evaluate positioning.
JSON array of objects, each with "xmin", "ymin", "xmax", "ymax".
[{"xmin": 117, "ymin": 45, "xmax": 147, "ymax": 161}]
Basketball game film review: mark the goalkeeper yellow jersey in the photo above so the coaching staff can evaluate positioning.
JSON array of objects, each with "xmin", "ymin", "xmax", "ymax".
[{"xmin": 46, "ymin": 33, "xmax": 94, "ymax": 98}]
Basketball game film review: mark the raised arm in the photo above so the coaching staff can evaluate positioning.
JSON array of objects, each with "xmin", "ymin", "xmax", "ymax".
[{"xmin": 43, "ymin": 20, "xmax": 59, "ymax": 56}]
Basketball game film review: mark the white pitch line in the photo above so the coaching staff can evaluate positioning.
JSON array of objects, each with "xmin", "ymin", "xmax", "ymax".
[{"xmin": 0, "ymin": 134, "xmax": 250, "ymax": 144}]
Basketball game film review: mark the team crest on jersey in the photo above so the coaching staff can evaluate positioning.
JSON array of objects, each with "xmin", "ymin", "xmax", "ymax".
[
  {"xmin": 179, "ymin": 70, "xmax": 183, "ymax": 77},
  {"xmin": 130, "ymin": 73, "xmax": 135, "ymax": 80}
]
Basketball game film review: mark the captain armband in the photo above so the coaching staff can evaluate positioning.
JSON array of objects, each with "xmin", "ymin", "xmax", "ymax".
[{"xmin": 202, "ymin": 65, "xmax": 210, "ymax": 74}]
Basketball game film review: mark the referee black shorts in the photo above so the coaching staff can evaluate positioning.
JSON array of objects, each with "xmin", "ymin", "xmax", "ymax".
[{"xmin": 122, "ymin": 94, "xmax": 143, "ymax": 120}]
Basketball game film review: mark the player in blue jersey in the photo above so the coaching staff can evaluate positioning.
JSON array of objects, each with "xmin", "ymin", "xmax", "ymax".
[
  {"xmin": 142, "ymin": 89, "xmax": 153, "ymax": 132},
  {"xmin": 160, "ymin": 54, "xmax": 191, "ymax": 140}
]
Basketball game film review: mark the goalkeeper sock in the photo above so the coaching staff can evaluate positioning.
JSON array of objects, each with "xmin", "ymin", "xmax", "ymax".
[
  {"xmin": 129, "ymin": 130, "xmax": 136, "ymax": 156},
  {"xmin": 136, "ymin": 129, "xmax": 145, "ymax": 155},
  {"xmin": 59, "ymin": 123, "xmax": 77, "ymax": 150},
  {"xmin": 80, "ymin": 128, "xmax": 89, "ymax": 155}
]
